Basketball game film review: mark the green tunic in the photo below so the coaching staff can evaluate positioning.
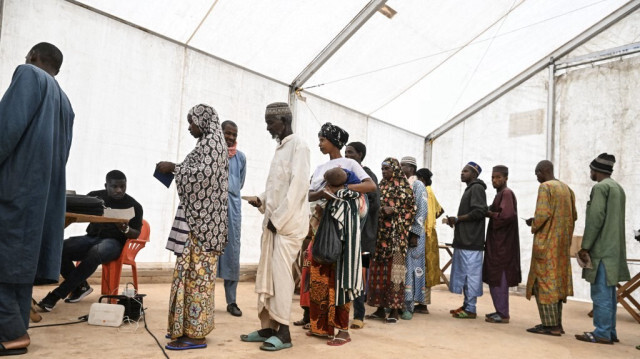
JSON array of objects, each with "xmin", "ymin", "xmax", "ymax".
[{"xmin": 581, "ymin": 178, "xmax": 630, "ymax": 286}]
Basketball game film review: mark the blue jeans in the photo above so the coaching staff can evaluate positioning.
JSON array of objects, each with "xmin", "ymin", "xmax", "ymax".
[
  {"xmin": 224, "ymin": 280, "xmax": 238, "ymax": 305},
  {"xmin": 591, "ymin": 262, "xmax": 617, "ymax": 341},
  {"xmin": 52, "ymin": 235, "xmax": 122, "ymax": 299},
  {"xmin": 463, "ymin": 285, "xmax": 478, "ymax": 313}
]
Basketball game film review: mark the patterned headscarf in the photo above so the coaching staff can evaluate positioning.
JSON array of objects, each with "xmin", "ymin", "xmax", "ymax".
[
  {"xmin": 175, "ymin": 104, "xmax": 229, "ymax": 253},
  {"xmin": 318, "ymin": 122, "xmax": 349, "ymax": 149},
  {"xmin": 375, "ymin": 157, "xmax": 416, "ymax": 260}
]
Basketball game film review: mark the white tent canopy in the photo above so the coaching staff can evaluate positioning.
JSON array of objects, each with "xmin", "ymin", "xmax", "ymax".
[
  {"xmin": 71, "ymin": 0, "xmax": 629, "ymax": 135},
  {"xmin": 1, "ymin": 0, "xmax": 638, "ymax": 303}
]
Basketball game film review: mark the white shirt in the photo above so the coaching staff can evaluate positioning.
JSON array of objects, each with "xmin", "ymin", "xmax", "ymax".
[{"xmin": 309, "ymin": 157, "xmax": 370, "ymax": 191}]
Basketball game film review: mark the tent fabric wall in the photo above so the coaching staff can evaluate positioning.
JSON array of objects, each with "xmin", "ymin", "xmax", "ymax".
[
  {"xmin": 428, "ymin": 9, "xmax": 640, "ymax": 302},
  {"xmin": 429, "ymin": 72, "xmax": 548, "ymax": 297},
  {"xmin": 0, "ymin": 0, "xmax": 425, "ymax": 264},
  {"xmin": 555, "ymin": 56, "xmax": 640, "ymax": 300}
]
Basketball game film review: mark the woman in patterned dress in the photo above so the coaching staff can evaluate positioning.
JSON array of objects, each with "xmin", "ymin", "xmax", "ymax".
[
  {"xmin": 156, "ymin": 104, "xmax": 229, "ymax": 350},
  {"xmin": 366, "ymin": 158, "xmax": 416, "ymax": 323}
]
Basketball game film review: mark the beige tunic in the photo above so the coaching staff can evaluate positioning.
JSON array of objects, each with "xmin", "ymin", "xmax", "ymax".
[{"xmin": 255, "ymin": 134, "xmax": 310, "ymax": 326}]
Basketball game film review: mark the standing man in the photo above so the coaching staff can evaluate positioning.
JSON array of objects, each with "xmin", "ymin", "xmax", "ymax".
[
  {"xmin": 483, "ymin": 165, "xmax": 521, "ymax": 324},
  {"xmin": 241, "ymin": 102, "xmax": 310, "ymax": 351},
  {"xmin": 575, "ymin": 153, "xmax": 628, "ymax": 345},
  {"xmin": 217, "ymin": 120, "xmax": 247, "ymax": 317},
  {"xmin": 400, "ymin": 156, "xmax": 428, "ymax": 320},
  {"xmin": 525, "ymin": 160, "xmax": 577, "ymax": 336},
  {"xmin": 345, "ymin": 141, "xmax": 379, "ymax": 329},
  {"xmin": 0, "ymin": 43, "xmax": 74, "ymax": 356},
  {"xmin": 38, "ymin": 170, "xmax": 143, "ymax": 311},
  {"xmin": 443, "ymin": 162, "xmax": 487, "ymax": 319}
]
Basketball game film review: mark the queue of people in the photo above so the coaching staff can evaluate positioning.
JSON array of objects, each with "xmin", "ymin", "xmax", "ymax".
[{"xmin": 0, "ymin": 42, "xmax": 632, "ymax": 356}]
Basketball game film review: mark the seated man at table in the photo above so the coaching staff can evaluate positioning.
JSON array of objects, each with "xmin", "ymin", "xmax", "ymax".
[{"xmin": 37, "ymin": 170, "xmax": 143, "ymax": 311}]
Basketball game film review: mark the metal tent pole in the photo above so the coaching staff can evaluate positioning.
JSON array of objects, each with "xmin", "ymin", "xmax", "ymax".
[{"xmin": 546, "ymin": 59, "xmax": 556, "ymax": 161}]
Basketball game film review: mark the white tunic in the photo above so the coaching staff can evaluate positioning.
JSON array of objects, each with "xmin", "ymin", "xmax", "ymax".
[{"xmin": 255, "ymin": 134, "xmax": 310, "ymax": 326}]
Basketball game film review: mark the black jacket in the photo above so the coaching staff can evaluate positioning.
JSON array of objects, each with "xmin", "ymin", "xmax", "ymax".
[
  {"xmin": 360, "ymin": 166, "xmax": 380, "ymax": 254},
  {"xmin": 452, "ymin": 179, "xmax": 488, "ymax": 251}
]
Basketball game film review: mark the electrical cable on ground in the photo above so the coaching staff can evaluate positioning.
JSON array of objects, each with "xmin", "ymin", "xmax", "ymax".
[{"xmin": 30, "ymin": 316, "xmax": 88, "ymax": 328}]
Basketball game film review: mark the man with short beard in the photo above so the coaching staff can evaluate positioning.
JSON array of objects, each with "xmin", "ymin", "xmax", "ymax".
[
  {"xmin": 217, "ymin": 120, "xmax": 246, "ymax": 317},
  {"xmin": 241, "ymin": 102, "xmax": 310, "ymax": 351},
  {"xmin": 443, "ymin": 162, "xmax": 487, "ymax": 319}
]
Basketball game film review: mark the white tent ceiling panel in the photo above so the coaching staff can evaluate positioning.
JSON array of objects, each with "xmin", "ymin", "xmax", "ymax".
[
  {"xmin": 188, "ymin": 0, "xmax": 369, "ymax": 82},
  {"xmin": 304, "ymin": 0, "xmax": 628, "ymax": 135},
  {"xmin": 76, "ymin": 0, "xmax": 214, "ymax": 43},
  {"xmin": 565, "ymin": 7, "xmax": 640, "ymax": 58},
  {"xmin": 72, "ymin": 0, "xmax": 630, "ymax": 136}
]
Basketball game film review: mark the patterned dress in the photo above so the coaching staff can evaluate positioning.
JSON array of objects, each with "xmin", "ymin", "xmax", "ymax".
[
  {"xmin": 525, "ymin": 180, "xmax": 577, "ymax": 304},
  {"xmin": 168, "ymin": 233, "xmax": 218, "ymax": 339},
  {"xmin": 166, "ymin": 104, "xmax": 228, "ymax": 339},
  {"xmin": 310, "ymin": 189, "xmax": 362, "ymax": 335},
  {"xmin": 367, "ymin": 158, "xmax": 416, "ymax": 309},
  {"xmin": 404, "ymin": 179, "xmax": 428, "ymax": 311}
]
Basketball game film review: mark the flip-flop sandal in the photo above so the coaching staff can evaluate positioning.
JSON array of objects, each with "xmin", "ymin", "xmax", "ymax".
[
  {"xmin": 260, "ymin": 336, "xmax": 293, "ymax": 351},
  {"xmin": 526, "ymin": 326, "xmax": 561, "ymax": 337},
  {"xmin": 302, "ymin": 323, "xmax": 311, "ymax": 330},
  {"xmin": 485, "ymin": 312, "xmax": 497, "ymax": 318},
  {"xmin": 293, "ymin": 319, "xmax": 309, "ymax": 326},
  {"xmin": 533, "ymin": 324, "xmax": 564, "ymax": 334},
  {"xmin": 165, "ymin": 339, "xmax": 207, "ymax": 350},
  {"xmin": 0, "ymin": 343, "xmax": 27, "ymax": 356},
  {"xmin": 350, "ymin": 319, "xmax": 364, "ymax": 329},
  {"xmin": 385, "ymin": 317, "xmax": 398, "ymax": 324},
  {"xmin": 327, "ymin": 337, "xmax": 351, "ymax": 346},
  {"xmin": 485, "ymin": 313, "xmax": 509, "ymax": 323},
  {"xmin": 453, "ymin": 310, "xmax": 477, "ymax": 319},
  {"xmin": 575, "ymin": 332, "xmax": 613, "ymax": 345},
  {"xmin": 401, "ymin": 311, "xmax": 413, "ymax": 320},
  {"xmin": 240, "ymin": 330, "xmax": 270, "ymax": 342},
  {"xmin": 414, "ymin": 307, "xmax": 429, "ymax": 314},
  {"xmin": 305, "ymin": 331, "xmax": 331, "ymax": 338}
]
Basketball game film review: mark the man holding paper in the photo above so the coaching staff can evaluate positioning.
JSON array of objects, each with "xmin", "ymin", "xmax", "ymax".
[
  {"xmin": 575, "ymin": 153, "xmax": 629, "ymax": 345},
  {"xmin": 37, "ymin": 170, "xmax": 143, "ymax": 311},
  {"xmin": 240, "ymin": 102, "xmax": 310, "ymax": 351}
]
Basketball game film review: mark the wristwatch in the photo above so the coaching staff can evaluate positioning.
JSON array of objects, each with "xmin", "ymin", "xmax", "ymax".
[{"xmin": 122, "ymin": 224, "xmax": 130, "ymax": 234}]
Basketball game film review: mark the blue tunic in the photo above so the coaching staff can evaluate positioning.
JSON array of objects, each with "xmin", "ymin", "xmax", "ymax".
[
  {"xmin": 405, "ymin": 180, "xmax": 428, "ymax": 307},
  {"xmin": 217, "ymin": 150, "xmax": 246, "ymax": 280},
  {"xmin": 0, "ymin": 64, "xmax": 74, "ymax": 285}
]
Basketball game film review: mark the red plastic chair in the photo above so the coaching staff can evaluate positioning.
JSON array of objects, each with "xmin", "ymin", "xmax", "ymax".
[{"xmin": 101, "ymin": 219, "xmax": 150, "ymax": 296}]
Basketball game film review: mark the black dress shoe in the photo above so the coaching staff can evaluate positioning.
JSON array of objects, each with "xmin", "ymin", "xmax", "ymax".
[{"xmin": 227, "ymin": 303, "xmax": 242, "ymax": 317}]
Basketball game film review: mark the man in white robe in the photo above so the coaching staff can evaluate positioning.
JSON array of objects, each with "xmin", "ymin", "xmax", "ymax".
[{"xmin": 241, "ymin": 102, "xmax": 310, "ymax": 351}]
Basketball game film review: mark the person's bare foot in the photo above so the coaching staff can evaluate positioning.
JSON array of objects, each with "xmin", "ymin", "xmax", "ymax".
[{"xmin": 1, "ymin": 333, "xmax": 30, "ymax": 350}]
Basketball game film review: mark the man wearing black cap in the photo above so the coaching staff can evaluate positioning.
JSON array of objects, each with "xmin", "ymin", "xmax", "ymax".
[
  {"xmin": 443, "ymin": 162, "xmax": 488, "ymax": 319},
  {"xmin": 483, "ymin": 165, "xmax": 521, "ymax": 324},
  {"xmin": 575, "ymin": 153, "xmax": 629, "ymax": 345},
  {"xmin": 525, "ymin": 160, "xmax": 577, "ymax": 336}
]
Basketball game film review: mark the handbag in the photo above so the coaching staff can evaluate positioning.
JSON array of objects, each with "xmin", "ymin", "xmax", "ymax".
[{"xmin": 312, "ymin": 205, "xmax": 342, "ymax": 264}]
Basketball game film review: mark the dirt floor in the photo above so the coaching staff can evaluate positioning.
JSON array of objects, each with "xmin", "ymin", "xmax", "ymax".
[{"xmin": 26, "ymin": 282, "xmax": 638, "ymax": 359}]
